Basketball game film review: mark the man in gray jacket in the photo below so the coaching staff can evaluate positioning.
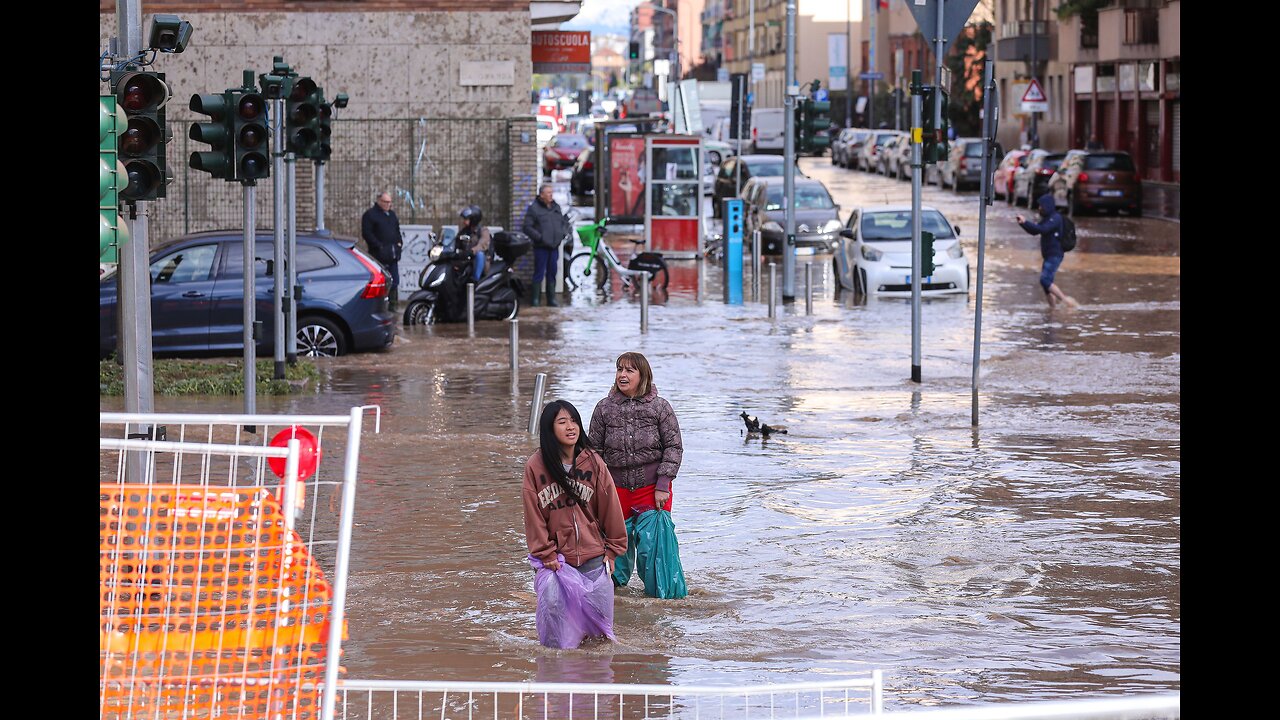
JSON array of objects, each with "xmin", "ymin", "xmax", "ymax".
[{"xmin": 520, "ymin": 185, "xmax": 571, "ymax": 306}]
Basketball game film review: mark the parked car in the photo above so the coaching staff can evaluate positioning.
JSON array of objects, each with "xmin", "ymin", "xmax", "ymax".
[
  {"xmin": 835, "ymin": 128, "xmax": 872, "ymax": 169},
  {"xmin": 939, "ymin": 137, "xmax": 987, "ymax": 190},
  {"xmin": 857, "ymin": 131, "xmax": 902, "ymax": 172},
  {"xmin": 712, "ymin": 154, "xmax": 794, "ymax": 217},
  {"xmin": 703, "ymin": 138, "xmax": 735, "ymax": 166},
  {"xmin": 1047, "ymin": 150, "xmax": 1143, "ymax": 216},
  {"xmin": 535, "ymin": 115, "xmax": 557, "ymax": 153},
  {"xmin": 1012, "ymin": 150, "xmax": 1067, "ymax": 208},
  {"xmin": 543, "ymin": 133, "xmax": 590, "ymax": 176},
  {"xmin": 879, "ymin": 134, "xmax": 912, "ymax": 178},
  {"xmin": 100, "ymin": 231, "xmax": 396, "ymax": 358},
  {"xmin": 833, "ymin": 205, "xmax": 969, "ymax": 296},
  {"xmin": 750, "ymin": 108, "xmax": 786, "ymax": 153},
  {"xmin": 742, "ymin": 177, "xmax": 842, "ymax": 255},
  {"xmin": 993, "ymin": 149, "xmax": 1029, "ymax": 202}
]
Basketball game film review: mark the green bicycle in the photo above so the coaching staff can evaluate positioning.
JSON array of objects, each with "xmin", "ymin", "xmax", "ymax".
[{"xmin": 563, "ymin": 215, "xmax": 670, "ymax": 293}]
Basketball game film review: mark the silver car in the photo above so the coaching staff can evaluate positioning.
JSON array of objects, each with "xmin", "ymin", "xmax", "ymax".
[{"xmin": 858, "ymin": 131, "xmax": 902, "ymax": 172}]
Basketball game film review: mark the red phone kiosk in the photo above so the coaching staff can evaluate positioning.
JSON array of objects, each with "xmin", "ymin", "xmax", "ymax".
[{"xmin": 644, "ymin": 135, "xmax": 704, "ymax": 259}]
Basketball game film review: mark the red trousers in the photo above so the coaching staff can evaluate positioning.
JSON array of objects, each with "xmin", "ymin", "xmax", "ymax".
[{"xmin": 614, "ymin": 484, "xmax": 672, "ymax": 518}]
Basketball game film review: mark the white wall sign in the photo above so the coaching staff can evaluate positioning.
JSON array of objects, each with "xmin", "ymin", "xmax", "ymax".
[{"xmin": 460, "ymin": 61, "xmax": 515, "ymax": 87}]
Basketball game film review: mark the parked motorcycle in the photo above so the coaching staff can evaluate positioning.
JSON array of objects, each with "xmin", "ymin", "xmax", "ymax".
[{"xmin": 402, "ymin": 230, "xmax": 530, "ymax": 325}]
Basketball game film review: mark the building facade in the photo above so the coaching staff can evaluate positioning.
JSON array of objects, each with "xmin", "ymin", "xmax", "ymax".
[
  {"xmin": 1058, "ymin": 0, "xmax": 1179, "ymax": 183},
  {"xmin": 100, "ymin": 0, "xmax": 562, "ymax": 265}
]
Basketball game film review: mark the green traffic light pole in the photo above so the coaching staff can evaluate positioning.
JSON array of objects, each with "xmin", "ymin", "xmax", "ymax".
[
  {"xmin": 112, "ymin": 0, "xmax": 156, "ymax": 475},
  {"xmin": 260, "ymin": 58, "xmax": 296, "ymax": 380}
]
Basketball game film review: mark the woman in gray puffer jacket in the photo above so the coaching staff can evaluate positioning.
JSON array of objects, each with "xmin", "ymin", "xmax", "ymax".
[{"xmin": 587, "ymin": 351, "xmax": 683, "ymax": 519}]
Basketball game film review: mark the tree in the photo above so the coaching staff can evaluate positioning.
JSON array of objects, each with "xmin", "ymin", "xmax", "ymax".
[{"xmin": 944, "ymin": 22, "xmax": 993, "ymax": 137}]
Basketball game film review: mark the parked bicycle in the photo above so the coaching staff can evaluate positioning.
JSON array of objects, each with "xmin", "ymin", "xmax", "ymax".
[{"xmin": 562, "ymin": 214, "xmax": 670, "ymax": 293}]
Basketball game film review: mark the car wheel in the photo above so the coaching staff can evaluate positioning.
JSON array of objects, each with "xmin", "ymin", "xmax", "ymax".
[
  {"xmin": 1006, "ymin": 186, "xmax": 1015, "ymax": 206},
  {"xmin": 1131, "ymin": 206, "xmax": 1143, "ymax": 218},
  {"xmin": 966, "ymin": 265, "xmax": 972, "ymax": 293},
  {"xmin": 404, "ymin": 297, "xmax": 436, "ymax": 326},
  {"xmin": 297, "ymin": 316, "xmax": 347, "ymax": 357},
  {"xmin": 853, "ymin": 265, "xmax": 865, "ymax": 294}
]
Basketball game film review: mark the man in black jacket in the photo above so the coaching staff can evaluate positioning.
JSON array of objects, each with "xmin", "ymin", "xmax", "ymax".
[
  {"xmin": 362, "ymin": 192, "xmax": 403, "ymax": 307},
  {"xmin": 520, "ymin": 185, "xmax": 571, "ymax": 306}
]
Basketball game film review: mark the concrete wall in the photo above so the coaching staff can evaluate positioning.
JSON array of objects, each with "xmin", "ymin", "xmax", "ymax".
[{"xmin": 100, "ymin": 9, "xmax": 533, "ymax": 122}]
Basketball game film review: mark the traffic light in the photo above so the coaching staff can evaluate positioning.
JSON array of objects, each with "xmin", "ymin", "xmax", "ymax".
[
  {"xmin": 100, "ymin": 96, "xmax": 130, "ymax": 262},
  {"xmin": 920, "ymin": 230, "xmax": 936, "ymax": 277},
  {"xmin": 795, "ymin": 98, "xmax": 809, "ymax": 152},
  {"xmin": 806, "ymin": 98, "xmax": 832, "ymax": 153},
  {"xmin": 112, "ymin": 70, "xmax": 171, "ymax": 201},
  {"xmin": 920, "ymin": 85, "xmax": 950, "ymax": 165},
  {"xmin": 629, "ymin": 41, "xmax": 640, "ymax": 60},
  {"xmin": 286, "ymin": 76, "xmax": 320, "ymax": 157},
  {"xmin": 188, "ymin": 91, "xmax": 234, "ymax": 180},
  {"xmin": 233, "ymin": 89, "xmax": 270, "ymax": 182},
  {"xmin": 316, "ymin": 100, "xmax": 333, "ymax": 161}
]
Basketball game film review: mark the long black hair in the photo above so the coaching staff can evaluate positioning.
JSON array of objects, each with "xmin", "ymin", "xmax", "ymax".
[{"xmin": 538, "ymin": 400, "xmax": 593, "ymax": 506}]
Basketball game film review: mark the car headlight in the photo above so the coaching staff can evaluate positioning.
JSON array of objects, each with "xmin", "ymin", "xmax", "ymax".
[
  {"xmin": 428, "ymin": 245, "xmax": 443, "ymax": 262},
  {"xmin": 947, "ymin": 243, "xmax": 963, "ymax": 259},
  {"xmin": 820, "ymin": 219, "xmax": 842, "ymax": 234},
  {"xmin": 762, "ymin": 221, "xmax": 783, "ymax": 232},
  {"xmin": 860, "ymin": 244, "xmax": 883, "ymax": 262}
]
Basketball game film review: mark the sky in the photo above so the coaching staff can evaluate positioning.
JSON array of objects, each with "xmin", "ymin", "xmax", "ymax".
[{"xmin": 562, "ymin": 0, "xmax": 644, "ymax": 35}]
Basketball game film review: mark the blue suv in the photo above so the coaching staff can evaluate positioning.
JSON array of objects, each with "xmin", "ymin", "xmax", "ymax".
[{"xmin": 100, "ymin": 231, "xmax": 396, "ymax": 358}]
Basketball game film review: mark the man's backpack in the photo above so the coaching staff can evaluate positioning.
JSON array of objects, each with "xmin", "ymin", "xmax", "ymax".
[{"xmin": 1059, "ymin": 216, "xmax": 1077, "ymax": 252}]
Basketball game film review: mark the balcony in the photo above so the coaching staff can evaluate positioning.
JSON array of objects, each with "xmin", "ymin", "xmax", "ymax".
[
  {"xmin": 995, "ymin": 19, "xmax": 1057, "ymax": 65},
  {"xmin": 1097, "ymin": 5, "xmax": 1162, "ymax": 61},
  {"xmin": 1056, "ymin": 14, "xmax": 1098, "ymax": 65}
]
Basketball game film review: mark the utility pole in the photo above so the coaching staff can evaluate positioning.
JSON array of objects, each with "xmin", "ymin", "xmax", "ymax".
[
  {"xmin": 783, "ymin": 0, "xmax": 798, "ymax": 300},
  {"xmin": 1029, "ymin": 0, "xmax": 1039, "ymax": 148}
]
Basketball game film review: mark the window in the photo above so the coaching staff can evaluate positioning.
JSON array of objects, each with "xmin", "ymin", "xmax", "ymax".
[
  {"xmin": 861, "ymin": 211, "xmax": 955, "ymax": 241},
  {"xmin": 296, "ymin": 245, "xmax": 337, "ymax": 273},
  {"xmin": 220, "ymin": 242, "xmax": 274, "ymax": 279},
  {"xmin": 1083, "ymin": 153, "xmax": 1135, "ymax": 172},
  {"xmin": 151, "ymin": 244, "xmax": 217, "ymax": 284}
]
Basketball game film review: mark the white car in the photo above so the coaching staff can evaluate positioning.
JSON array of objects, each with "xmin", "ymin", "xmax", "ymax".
[
  {"xmin": 833, "ymin": 205, "xmax": 970, "ymax": 296},
  {"xmin": 535, "ymin": 115, "xmax": 558, "ymax": 147}
]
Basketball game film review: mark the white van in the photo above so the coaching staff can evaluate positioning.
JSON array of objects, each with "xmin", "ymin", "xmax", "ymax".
[{"xmin": 750, "ymin": 108, "xmax": 786, "ymax": 153}]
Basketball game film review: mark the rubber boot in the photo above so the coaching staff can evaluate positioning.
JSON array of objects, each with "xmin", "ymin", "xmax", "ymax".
[
  {"xmin": 531, "ymin": 284, "xmax": 542, "ymax": 307},
  {"xmin": 545, "ymin": 278, "xmax": 559, "ymax": 306}
]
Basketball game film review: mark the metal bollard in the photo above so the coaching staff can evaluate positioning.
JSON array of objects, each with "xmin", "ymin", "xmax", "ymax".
[
  {"xmin": 768, "ymin": 262, "xmax": 777, "ymax": 319},
  {"xmin": 750, "ymin": 231, "xmax": 759, "ymax": 301},
  {"xmin": 527, "ymin": 372, "xmax": 547, "ymax": 434},
  {"xmin": 640, "ymin": 271, "xmax": 650, "ymax": 333},
  {"xmin": 466, "ymin": 283, "xmax": 475, "ymax": 334},
  {"xmin": 508, "ymin": 318, "xmax": 519, "ymax": 387},
  {"xmin": 804, "ymin": 261, "xmax": 813, "ymax": 315}
]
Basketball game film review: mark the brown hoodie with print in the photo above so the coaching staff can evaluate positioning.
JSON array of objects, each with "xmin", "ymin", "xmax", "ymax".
[{"xmin": 522, "ymin": 448, "xmax": 628, "ymax": 568}]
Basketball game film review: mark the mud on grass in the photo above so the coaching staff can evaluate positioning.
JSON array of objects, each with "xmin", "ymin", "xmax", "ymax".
[{"xmin": 99, "ymin": 357, "xmax": 320, "ymax": 396}]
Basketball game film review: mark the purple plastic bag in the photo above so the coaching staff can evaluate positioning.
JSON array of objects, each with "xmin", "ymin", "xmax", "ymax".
[{"xmin": 529, "ymin": 554, "xmax": 615, "ymax": 649}]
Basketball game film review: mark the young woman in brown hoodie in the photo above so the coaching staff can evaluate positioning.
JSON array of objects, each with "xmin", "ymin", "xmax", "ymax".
[{"xmin": 522, "ymin": 400, "xmax": 628, "ymax": 574}]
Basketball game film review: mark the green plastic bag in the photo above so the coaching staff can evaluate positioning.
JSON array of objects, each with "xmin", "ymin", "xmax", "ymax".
[{"xmin": 611, "ymin": 509, "xmax": 687, "ymax": 599}]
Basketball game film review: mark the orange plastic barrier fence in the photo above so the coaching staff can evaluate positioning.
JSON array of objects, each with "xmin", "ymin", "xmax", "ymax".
[{"xmin": 100, "ymin": 484, "xmax": 345, "ymax": 719}]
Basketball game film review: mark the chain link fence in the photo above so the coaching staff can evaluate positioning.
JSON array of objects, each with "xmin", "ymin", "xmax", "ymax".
[{"xmin": 151, "ymin": 118, "xmax": 515, "ymax": 246}]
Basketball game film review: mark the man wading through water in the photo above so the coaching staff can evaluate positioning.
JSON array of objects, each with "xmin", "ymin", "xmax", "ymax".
[{"xmin": 1017, "ymin": 194, "xmax": 1079, "ymax": 309}]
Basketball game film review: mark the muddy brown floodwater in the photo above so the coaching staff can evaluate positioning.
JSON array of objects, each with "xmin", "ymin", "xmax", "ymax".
[{"xmin": 101, "ymin": 159, "xmax": 1178, "ymax": 708}]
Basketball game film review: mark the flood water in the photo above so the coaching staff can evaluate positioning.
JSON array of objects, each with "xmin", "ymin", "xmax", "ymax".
[{"xmin": 100, "ymin": 159, "xmax": 1179, "ymax": 708}]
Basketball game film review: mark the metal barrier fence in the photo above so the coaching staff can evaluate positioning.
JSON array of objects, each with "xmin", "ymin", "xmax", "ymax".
[
  {"xmin": 154, "ymin": 118, "xmax": 514, "ymax": 246},
  {"xmin": 100, "ymin": 408, "xmax": 380, "ymax": 720},
  {"xmin": 335, "ymin": 676, "xmax": 885, "ymax": 719},
  {"xmin": 853, "ymin": 694, "xmax": 1179, "ymax": 720}
]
